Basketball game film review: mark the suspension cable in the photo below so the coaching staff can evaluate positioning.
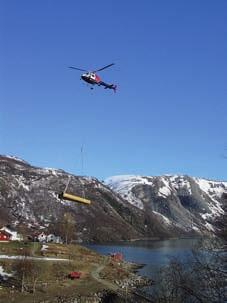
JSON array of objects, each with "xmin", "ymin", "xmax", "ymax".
[
  {"xmin": 63, "ymin": 146, "xmax": 86, "ymax": 198},
  {"xmin": 64, "ymin": 175, "xmax": 71, "ymax": 193},
  {"xmin": 80, "ymin": 144, "xmax": 86, "ymax": 199}
]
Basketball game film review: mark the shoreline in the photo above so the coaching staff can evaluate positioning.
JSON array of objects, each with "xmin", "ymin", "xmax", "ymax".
[{"xmin": 83, "ymin": 235, "xmax": 202, "ymax": 245}]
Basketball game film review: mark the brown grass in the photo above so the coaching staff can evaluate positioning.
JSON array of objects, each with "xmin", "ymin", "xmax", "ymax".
[{"xmin": 0, "ymin": 242, "xmax": 133, "ymax": 302}]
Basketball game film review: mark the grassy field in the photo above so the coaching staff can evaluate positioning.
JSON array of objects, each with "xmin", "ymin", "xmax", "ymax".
[
  {"xmin": 0, "ymin": 241, "xmax": 41, "ymax": 256},
  {"xmin": 0, "ymin": 242, "xmax": 130, "ymax": 302}
]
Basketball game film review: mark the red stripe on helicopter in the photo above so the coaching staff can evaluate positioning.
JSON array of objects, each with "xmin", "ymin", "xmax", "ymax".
[{"xmin": 95, "ymin": 74, "xmax": 101, "ymax": 83}]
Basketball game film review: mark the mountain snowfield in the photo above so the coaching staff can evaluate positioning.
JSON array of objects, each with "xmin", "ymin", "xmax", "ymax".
[{"xmin": 105, "ymin": 175, "xmax": 227, "ymax": 233}]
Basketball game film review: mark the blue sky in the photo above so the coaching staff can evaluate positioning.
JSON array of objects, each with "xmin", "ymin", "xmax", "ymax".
[{"xmin": 1, "ymin": 1, "xmax": 227, "ymax": 180}]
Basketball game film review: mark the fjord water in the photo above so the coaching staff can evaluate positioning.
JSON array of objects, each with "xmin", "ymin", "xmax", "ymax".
[{"xmin": 87, "ymin": 238, "xmax": 199, "ymax": 280}]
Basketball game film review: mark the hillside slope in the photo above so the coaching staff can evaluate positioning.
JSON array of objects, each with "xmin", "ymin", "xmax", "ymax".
[
  {"xmin": 1, "ymin": 156, "xmax": 225, "ymax": 242},
  {"xmin": 0, "ymin": 156, "xmax": 169, "ymax": 242}
]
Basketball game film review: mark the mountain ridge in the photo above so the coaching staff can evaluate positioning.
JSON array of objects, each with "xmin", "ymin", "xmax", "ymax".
[
  {"xmin": 0, "ymin": 155, "xmax": 226, "ymax": 242},
  {"xmin": 105, "ymin": 174, "xmax": 226, "ymax": 234},
  {"xmin": 0, "ymin": 155, "xmax": 169, "ymax": 242}
]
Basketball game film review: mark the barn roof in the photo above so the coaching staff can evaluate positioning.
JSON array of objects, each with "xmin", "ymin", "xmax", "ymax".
[{"xmin": 0, "ymin": 230, "xmax": 11, "ymax": 237}]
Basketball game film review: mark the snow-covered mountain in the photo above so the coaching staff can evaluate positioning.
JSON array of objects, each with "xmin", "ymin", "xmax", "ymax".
[
  {"xmin": 0, "ymin": 156, "xmax": 170, "ymax": 242},
  {"xmin": 0, "ymin": 155, "xmax": 226, "ymax": 242},
  {"xmin": 105, "ymin": 175, "xmax": 227, "ymax": 234}
]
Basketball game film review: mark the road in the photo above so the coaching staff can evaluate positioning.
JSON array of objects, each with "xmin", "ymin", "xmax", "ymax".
[
  {"xmin": 0, "ymin": 255, "xmax": 69, "ymax": 261},
  {"xmin": 91, "ymin": 263, "xmax": 118, "ymax": 291}
]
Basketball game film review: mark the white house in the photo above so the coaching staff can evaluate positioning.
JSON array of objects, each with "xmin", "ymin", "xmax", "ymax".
[
  {"xmin": 46, "ymin": 234, "xmax": 62, "ymax": 243},
  {"xmin": 38, "ymin": 233, "xmax": 62, "ymax": 244},
  {"xmin": 37, "ymin": 232, "xmax": 47, "ymax": 243}
]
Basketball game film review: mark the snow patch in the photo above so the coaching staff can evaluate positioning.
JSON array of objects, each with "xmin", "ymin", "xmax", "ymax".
[
  {"xmin": 158, "ymin": 177, "xmax": 172, "ymax": 197},
  {"xmin": 194, "ymin": 178, "xmax": 226, "ymax": 218},
  {"xmin": 191, "ymin": 225, "xmax": 200, "ymax": 232},
  {"xmin": 0, "ymin": 266, "xmax": 13, "ymax": 280},
  {"xmin": 205, "ymin": 222, "xmax": 215, "ymax": 232},
  {"xmin": 3, "ymin": 155, "xmax": 28, "ymax": 165},
  {"xmin": 41, "ymin": 245, "xmax": 48, "ymax": 251},
  {"xmin": 153, "ymin": 211, "xmax": 171, "ymax": 225},
  {"xmin": 105, "ymin": 175, "xmax": 148, "ymax": 209},
  {"xmin": 17, "ymin": 176, "xmax": 30, "ymax": 191},
  {"xmin": 169, "ymin": 175, "xmax": 192, "ymax": 194}
]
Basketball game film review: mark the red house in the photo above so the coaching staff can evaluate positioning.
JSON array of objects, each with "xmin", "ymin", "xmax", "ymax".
[
  {"xmin": 0, "ymin": 230, "xmax": 11, "ymax": 242},
  {"xmin": 110, "ymin": 252, "xmax": 123, "ymax": 262},
  {"xmin": 68, "ymin": 271, "xmax": 81, "ymax": 280}
]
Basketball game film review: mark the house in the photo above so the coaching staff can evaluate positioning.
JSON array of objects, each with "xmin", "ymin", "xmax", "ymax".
[
  {"xmin": 68, "ymin": 271, "xmax": 81, "ymax": 280},
  {"xmin": 0, "ymin": 226, "xmax": 23, "ymax": 241},
  {"xmin": 0, "ymin": 230, "xmax": 11, "ymax": 242},
  {"xmin": 37, "ymin": 233, "xmax": 62, "ymax": 244},
  {"xmin": 46, "ymin": 234, "xmax": 62, "ymax": 244},
  {"xmin": 110, "ymin": 252, "xmax": 123, "ymax": 262},
  {"xmin": 37, "ymin": 232, "xmax": 47, "ymax": 243}
]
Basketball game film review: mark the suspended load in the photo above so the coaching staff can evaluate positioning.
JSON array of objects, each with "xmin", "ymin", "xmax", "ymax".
[
  {"xmin": 59, "ymin": 175, "xmax": 91, "ymax": 205},
  {"xmin": 58, "ymin": 192, "xmax": 91, "ymax": 205}
]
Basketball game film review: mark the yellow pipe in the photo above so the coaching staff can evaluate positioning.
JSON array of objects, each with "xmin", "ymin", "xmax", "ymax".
[{"xmin": 60, "ymin": 192, "xmax": 91, "ymax": 205}]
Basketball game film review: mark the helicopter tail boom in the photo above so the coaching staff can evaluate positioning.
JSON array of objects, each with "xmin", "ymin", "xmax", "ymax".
[{"xmin": 99, "ymin": 81, "xmax": 117, "ymax": 92}]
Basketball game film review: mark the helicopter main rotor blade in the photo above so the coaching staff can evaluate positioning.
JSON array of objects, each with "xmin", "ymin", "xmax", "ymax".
[
  {"xmin": 68, "ymin": 66, "xmax": 88, "ymax": 72},
  {"xmin": 93, "ymin": 63, "xmax": 115, "ymax": 73}
]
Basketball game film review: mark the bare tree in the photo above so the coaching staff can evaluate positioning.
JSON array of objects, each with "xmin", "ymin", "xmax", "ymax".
[
  {"xmin": 56, "ymin": 212, "xmax": 75, "ymax": 244},
  {"xmin": 153, "ymin": 238, "xmax": 227, "ymax": 303},
  {"xmin": 29, "ymin": 262, "xmax": 44, "ymax": 294},
  {"xmin": 12, "ymin": 249, "xmax": 44, "ymax": 293},
  {"xmin": 12, "ymin": 250, "xmax": 32, "ymax": 293}
]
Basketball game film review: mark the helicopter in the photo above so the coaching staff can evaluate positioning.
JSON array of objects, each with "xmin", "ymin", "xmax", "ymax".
[{"xmin": 68, "ymin": 63, "xmax": 117, "ymax": 92}]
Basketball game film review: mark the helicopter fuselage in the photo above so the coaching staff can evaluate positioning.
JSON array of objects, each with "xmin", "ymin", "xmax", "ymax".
[{"xmin": 81, "ymin": 72, "xmax": 101, "ymax": 85}]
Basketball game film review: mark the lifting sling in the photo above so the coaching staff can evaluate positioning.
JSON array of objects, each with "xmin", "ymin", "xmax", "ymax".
[
  {"xmin": 58, "ymin": 191, "xmax": 91, "ymax": 204},
  {"xmin": 59, "ymin": 175, "xmax": 91, "ymax": 205}
]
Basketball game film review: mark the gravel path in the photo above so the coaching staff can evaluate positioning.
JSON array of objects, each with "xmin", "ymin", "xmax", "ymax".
[{"xmin": 91, "ymin": 263, "xmax": 118, "ymax": 291}]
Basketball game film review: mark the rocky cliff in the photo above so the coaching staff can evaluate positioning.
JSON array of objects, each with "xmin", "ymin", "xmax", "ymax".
[{"xmin": 105, "ymin": 175, "xmax": 227, "ymax": 235}]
